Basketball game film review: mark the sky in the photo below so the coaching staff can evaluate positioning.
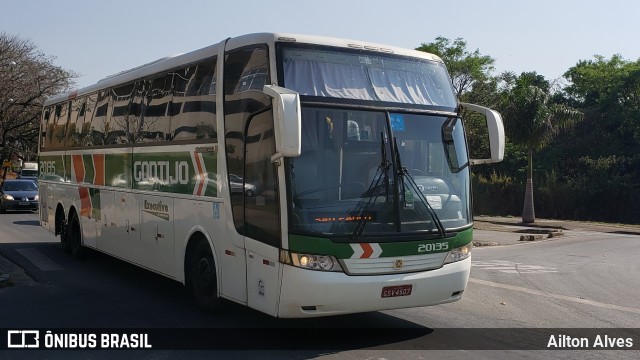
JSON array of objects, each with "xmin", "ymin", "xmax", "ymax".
[{"xmin": 2, "ymin": 0, "xmax": 638, "ymax": 89}]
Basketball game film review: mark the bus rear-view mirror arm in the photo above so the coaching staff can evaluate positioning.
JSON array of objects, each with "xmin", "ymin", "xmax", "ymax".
[
  {"xmin": 263, "ymin": 85, "xmax": 302, "ymax": 164},
  {"xmin": 460, "ymin": 102, "xmax": 505, "ymax": 165}
]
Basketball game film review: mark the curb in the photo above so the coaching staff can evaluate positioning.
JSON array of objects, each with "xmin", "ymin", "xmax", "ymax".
[
  {"xmin": 0, "ymin": 254, "xmax": 36, "ymax": 286},
  {"xmin": 519, "ymin": 230, "xmax": 564, "ymax": 242},
  {"xmin": 519, "ymin": 234, "xmax": 544, "ymax": 241},
  {"xmin": 473, "ymin": 241, "xmax": 500, "ymax": 247},
  {"xmin": 547, "ymin": 230, "xmax": 565, "ymax": 238}
]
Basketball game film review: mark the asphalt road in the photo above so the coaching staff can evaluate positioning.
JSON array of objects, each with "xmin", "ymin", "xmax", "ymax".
[{"xmin": 0, "ymin": 211, "xmax": 638, "ymax": 359}]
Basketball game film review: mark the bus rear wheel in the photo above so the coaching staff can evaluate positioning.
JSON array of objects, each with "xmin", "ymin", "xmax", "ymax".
[
  {"xmin": 188, "ymin": 240, "xmax": 221, "ymax": 311},
  {"xmin": 59, "ymin": 217, "xmax": 70, "ymax": 253},
  {"xmin": 68, "ymin": 212, "xmax": 85, "ymax": 259}
]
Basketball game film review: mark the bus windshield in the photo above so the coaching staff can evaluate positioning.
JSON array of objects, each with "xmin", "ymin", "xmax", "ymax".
[
  {"xmin": 281, "ymin": 46, "xmax": 456, "ymax": 108},
  {"xmin": 287, "ymin": 107, "xmax": 471, "ymax": 239}
]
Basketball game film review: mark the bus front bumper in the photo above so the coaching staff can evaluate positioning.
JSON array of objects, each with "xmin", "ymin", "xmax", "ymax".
[{"xmin": 277, "ymin": 257, "xmax": 471, "ymax": 318}]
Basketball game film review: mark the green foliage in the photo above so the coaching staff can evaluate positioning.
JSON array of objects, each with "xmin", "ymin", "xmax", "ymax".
[
  {"xmin": 502, "ymin": 72, "xmax": 583, "ymax": 153},
  {"xmin": 564, "ymin": 55, "xmax": 640, "ymax": 146},
  {"xmin": 416, "ymin": 36, "xmax": 495, "ymax": 97},
  {"xmin": 416, "ymin": 44, "xmax": 640, "ymax": 224},
  {"xmin": 472, "ymin": 172, "xmax": 521, "ymax": 216},
  {"xmin": 416, "ymin": 36, "xmax": 499, "ymax": 164}
]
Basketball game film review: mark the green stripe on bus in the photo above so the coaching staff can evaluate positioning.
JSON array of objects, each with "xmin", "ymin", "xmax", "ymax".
[
  {"xmin": 39, "ymin": 155, "xmax": 66, "ymax": 181},
  {"xmin": 83, "ymin": 154, "xmax": 95, "ymax": 184},
  {"xmin": 40, "ymin": 150, "xmax": 218, "ymax": 197},
  {"xmin": 288, "ymin": 228, "xmax": 473, "ymax": 259}
]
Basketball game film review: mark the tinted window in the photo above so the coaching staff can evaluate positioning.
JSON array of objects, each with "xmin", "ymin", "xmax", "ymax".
[
  {"xmin": 244, "ymin": 110, "xmax": 280, "ymax": 245},
  {"xmin": 78, "ymin": 93, "xmax": 98, "ymax": 147},
  {"xmin": 89, "ymin": 90, "xmax": 110, "ymax": 147},
  {"xmin": 108, "ymin": 82, "xmax": 136, "ymax": 144},
  {"xmin": 139, "ymin": 75, "xmax": 171, "ymax": 143},
  {"xmin": 169, "ymin": 59, "xmax": 217, "ymax": 141},
  {"xmin": 67, "ymin": 98, "xmax": 85, "ymax": 148},
  {"xmin": 45, "ymin": 102, "xmax": 69, "ymax": 150},
  {"xmin": 40, "ymin": 106, "xmax": 53, "ymax": 150},
  {"xmin": 224, "ymin": 46, "xmax": 271, "ymax": 236}
]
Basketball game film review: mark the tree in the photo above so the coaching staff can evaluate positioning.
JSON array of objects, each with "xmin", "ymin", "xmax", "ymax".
[
  {"xmin": 502, "ymin": 72, "xmax": 583, "ymax": 223},
  {"xmin": 417, "ymin": 36, "xmax": 498, "ymax": 163},
  {"xmin": 416, "ymin": 36, "xmax": 495, "ymax": 98},
  {"xmin": 564, "ymin": 55, "xmax": 640, "ymax": 147},
  {"xmin": 0, "ymin": 32, "xmax": 76, "ymax": 161}
]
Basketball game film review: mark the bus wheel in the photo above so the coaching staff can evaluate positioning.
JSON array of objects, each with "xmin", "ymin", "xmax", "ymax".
[
  {"xmin": 188, "ymin": 240, "xmax": 221, "ymax": 311},
  {"xmin": 60, "ymin": 218, "xmax": 70, "ymax": 253},
  {"xmin": 68, "ymin": 212, "xmax": 85, "ymax": 259}
]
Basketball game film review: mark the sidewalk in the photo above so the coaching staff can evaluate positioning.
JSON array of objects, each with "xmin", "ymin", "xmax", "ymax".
[
  {"xmin": 0, "ymin": 249, "xmax": 36, "ymax": 288},
  {"xmin": 473, "ymin": 215, "xmax": 640, "ymax": 246}
]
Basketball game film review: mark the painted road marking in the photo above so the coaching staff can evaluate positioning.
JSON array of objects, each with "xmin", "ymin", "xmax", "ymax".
[
  {"xmin": 469, "ymin": 277, "xmax": 640, "ymax": 315},
  {"xmin": 16, "ymin": 248, "xmax": 62, "ymax": 271},
  {"xmin": 472, "ymin": 260, "xmax": 558, "ymax": 274}
]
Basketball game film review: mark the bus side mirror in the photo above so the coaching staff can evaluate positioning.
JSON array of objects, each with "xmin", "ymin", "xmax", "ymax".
[
  {"xmin": 263, "ymin": 85, "xmax": 302, "ymax": 161},
  {"xmin": 460, "ymin": 102, "xmax": 505, "ymax": 165}
]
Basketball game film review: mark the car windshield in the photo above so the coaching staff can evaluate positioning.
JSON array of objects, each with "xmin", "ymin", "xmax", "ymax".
[
  {"xmin": 3, "ymin": 181, "xmax": 38, "ymax": 191},
  {"xmin": 21, "ymin": 170, "xmax": 38, "ymax": 177},
  {"xmin": 287, "ymin": 106, "xmax": 471, "ymax": 240}
]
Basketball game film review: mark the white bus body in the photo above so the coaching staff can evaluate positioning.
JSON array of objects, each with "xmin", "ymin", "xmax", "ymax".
[{"xmin": 39, "ymin": 33, "xmax": 503, "ymax": 317}]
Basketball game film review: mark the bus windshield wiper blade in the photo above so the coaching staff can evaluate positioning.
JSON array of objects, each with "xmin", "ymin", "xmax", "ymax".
[
  {"xmin": 350, "ymin": 134, "xmax": 391, "ymax": 241},
  {"xmin": 393, "ymin": 138, "xmax": 446, "ymax": 237}
]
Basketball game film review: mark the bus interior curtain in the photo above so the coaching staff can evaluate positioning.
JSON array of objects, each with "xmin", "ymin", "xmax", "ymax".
[{"xmin": 283, "ymin": 59, "xmax": 441, "ymax": 105}]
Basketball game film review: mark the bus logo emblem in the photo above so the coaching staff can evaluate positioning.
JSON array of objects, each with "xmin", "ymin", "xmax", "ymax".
[{"xmin": 394, "ymin": 259, "xmax": 404, "ymax": 270}]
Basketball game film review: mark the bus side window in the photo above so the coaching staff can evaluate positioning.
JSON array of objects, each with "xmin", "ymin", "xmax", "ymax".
[
  {"xmin": 40, "ymin": 106, "xmax": 52, "ymax": 151},
  {"xmin": 47, "ymin": 102, "xmax": 69, "ymax": 150},
  {"xmin": 244, "ymin": 110, "xmax": 280, "ymax": 246},
  {"xmin": 169, "ymin": 59, "xmax": 217, "ymax": 141},
  {"xmin": 224, "ymin": 45, "xmax": 271, "ymax": 236},
  {"xmin": 90, "ymin": 90, "xmax": 110, "ymax": 147},
  {"xmin": 67, "ymin": 98, "xmax": 85, "ymax": 148},
  {"xmin": 139, "ymin": 74, "xmax": 172, "ymax": 143},
  {"xmin": 80, "ymin": 93, "xmax": 98, "ymax": 147},
  {"xmin": 108, "ymin": 83, "xmax": 136, "ymax": 144}
]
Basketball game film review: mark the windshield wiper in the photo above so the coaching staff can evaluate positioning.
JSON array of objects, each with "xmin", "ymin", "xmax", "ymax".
[
  {"xmin": 350, "ymin": 134, "xmax": 391, "ymax": 241},
  {"xmin": 393, "ymin": 138, "xmax": 446, "ymax": 238}
]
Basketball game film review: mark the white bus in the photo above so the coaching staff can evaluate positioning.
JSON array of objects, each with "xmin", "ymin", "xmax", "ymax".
[{"xmin": 38, "ymin": 33, "xmax": 504, "ymax": 318}]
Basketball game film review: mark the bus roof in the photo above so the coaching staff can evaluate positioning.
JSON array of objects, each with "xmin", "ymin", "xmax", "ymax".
[{"xmin": 44, "ymin": 32, "xmax": 444, "ymax": 107}]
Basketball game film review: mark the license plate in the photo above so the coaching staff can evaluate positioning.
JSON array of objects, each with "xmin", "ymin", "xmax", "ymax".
[
  {"xmin": 381, "ymin": 285, "xmax": 413, "ymax": 298},
  {"xmin": 19, "ymin": 202, "xmax": 30, "ymax": 206}
]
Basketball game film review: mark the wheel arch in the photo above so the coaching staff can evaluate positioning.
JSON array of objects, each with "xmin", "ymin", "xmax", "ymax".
[{"xmin": 182, "ymin": 227, "xmax": 220, "ymax": 292}]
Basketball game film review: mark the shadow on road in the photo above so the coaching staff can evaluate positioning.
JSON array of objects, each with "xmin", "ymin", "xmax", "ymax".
[
  {"xmin": 0, "ymin": 242, "xmax": 435, "ymax": 354},
  {"xmin": 12, "ymin": 219, "xmax": 40, "ymax": 226}
]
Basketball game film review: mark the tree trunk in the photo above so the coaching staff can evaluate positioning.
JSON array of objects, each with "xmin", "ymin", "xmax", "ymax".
[{"xmin": 522, "ymin": 148, "xmax": 535, "ymax": 223}]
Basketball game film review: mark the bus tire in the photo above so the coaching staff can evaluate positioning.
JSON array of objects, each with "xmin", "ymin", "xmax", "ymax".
[
  {"xmin": 60, "ymin": 218, "xmax": 70, "ymax": 253},
  {"xmin": 187, "ymin": 239, "xmax": 221, "ymax": 311},
  {"xmin": 68, "ymin": 211, "xmax": 85, "ymax": 259}
]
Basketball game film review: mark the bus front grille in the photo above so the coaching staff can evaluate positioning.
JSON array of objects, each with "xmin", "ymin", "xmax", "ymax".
[{"xmin": 340, "ymin": 252, "xmax": 448, "ymax": 275}]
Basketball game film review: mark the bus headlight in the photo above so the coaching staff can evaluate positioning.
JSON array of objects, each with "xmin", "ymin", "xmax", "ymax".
[
  {"xmin": 443, "ymin": 242, "xmax": 472, "ymax": 264},
  {"xmin": 280, "ymin": 250, "xmax": 343, "ymax": 272}
]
